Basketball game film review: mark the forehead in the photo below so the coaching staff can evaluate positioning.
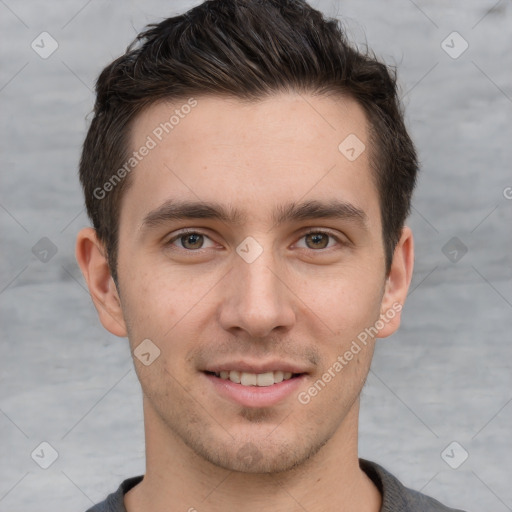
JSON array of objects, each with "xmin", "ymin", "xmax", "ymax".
[{"xmin": 120, "ymin": 92, "xmax": 379, "ymax": 231}]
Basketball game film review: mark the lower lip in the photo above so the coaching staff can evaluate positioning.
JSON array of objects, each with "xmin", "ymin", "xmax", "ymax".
[{"xmin": 202, "ymin": 372, "xmax": 306, "ymax": 408}]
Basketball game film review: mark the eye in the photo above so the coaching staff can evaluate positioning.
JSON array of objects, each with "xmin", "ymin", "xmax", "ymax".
[
  {"xmin": 295, "ymin": 230, "xmax": 341, "ymax": 250},
  {"xmin": 165, "ymin": 229, "xmax": 345, "ymax": 253},
  {"xmin": 166, "ymin": 230, "xmax": 216, "ymax": 250}
]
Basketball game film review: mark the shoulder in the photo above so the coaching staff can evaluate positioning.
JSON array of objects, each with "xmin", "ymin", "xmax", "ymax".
[
  {"xmin": 360, "ymin": 459, "xmax": 467, "ymax": 512},
  {"xmin": 84, "ymin": 475, "xmax": 144, "ymax": 512}
]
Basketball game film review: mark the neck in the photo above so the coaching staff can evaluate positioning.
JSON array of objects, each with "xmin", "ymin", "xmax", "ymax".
[{"xmin": 125, "ymin": 398, "xmax": 381, "ymax": 512}]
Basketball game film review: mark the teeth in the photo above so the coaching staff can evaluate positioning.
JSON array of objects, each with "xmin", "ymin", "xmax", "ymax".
[
  {"xmin": 229, "ymin": 370, "xmax": 241, "ymax": 383},
  {"xmin": 241, "ymin": 373, "xmax": 257, "ymax": 386},
  {"xmin": 215, "ymin": 370, "xmax": 296, "ymax": 386},
  {"xmin": 256, "ymin": 372, "xmax": 274, "ymax": 386},
  {"xmin": 274, "ymin": 370, "xmax": 284, "ymax": 383}
]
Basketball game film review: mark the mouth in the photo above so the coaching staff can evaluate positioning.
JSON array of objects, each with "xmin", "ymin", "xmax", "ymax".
[
  {"xmin": 204, "ymin": 370, "xmax": 303, "ymax": 387},
  {"xmin": 202, "ymin": 370, "xmax": 307, "ymax": 408}
]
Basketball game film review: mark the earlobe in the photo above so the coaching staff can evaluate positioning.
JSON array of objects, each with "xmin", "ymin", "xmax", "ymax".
[
  {"xmin": 377, "ymin": 226, "xmax": 414, "ymax": 339},
  {"xmin": 75, "ymin": 227, "xmax": 128, "ymax": 337}
]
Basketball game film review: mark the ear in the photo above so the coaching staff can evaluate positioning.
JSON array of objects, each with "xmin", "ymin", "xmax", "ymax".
[
  {"xmin": 75, "ymin": 227, "xmax": 127, "ymax": 337},
  {"xmin": 377, "ymin": 226, "xmax": 414, "ymax": 338}
]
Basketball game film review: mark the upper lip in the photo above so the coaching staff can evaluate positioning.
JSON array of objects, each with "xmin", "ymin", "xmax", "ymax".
[{"xmin": 203, "ymin": 360, "xmax": 309, "ymax": 374}]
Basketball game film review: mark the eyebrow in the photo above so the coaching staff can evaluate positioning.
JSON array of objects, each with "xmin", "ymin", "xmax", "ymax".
[{"xmin": 140, "ymin": 198, "xmax": 368, "ymax": 231}]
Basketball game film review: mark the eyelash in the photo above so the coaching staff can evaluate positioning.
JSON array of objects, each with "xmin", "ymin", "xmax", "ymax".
[{"xmin": 165, "ymin": 228, "xmax": 345, "ymax": 252}]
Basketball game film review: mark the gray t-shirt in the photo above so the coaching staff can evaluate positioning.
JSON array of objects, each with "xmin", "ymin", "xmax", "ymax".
[{"xmin": 85, "ymin": 459, "xmax": 467, "ymax": 512}]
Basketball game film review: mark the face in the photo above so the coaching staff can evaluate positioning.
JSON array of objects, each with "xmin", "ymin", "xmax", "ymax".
[{"xmin": 82, "ymin": 92, "xmax": 411, "ymax": 474}]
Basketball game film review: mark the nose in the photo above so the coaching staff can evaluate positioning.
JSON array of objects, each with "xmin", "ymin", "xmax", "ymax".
[{"xmin": 218, "ymin": 246, "xmax": 296, "ymax": 338}]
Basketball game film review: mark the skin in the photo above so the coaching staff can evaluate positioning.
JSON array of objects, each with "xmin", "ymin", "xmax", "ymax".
[{"xmin": 76, "ymin": 92, "xmax": 414, "ymax": 512}]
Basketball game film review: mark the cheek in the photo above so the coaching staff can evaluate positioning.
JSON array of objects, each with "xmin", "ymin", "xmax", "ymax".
[
  {"xmin": 296, "ymin": 268, "xmax": 384, "ymax": 335},
  {"xmin": 303, "ymin": 276, "xmax": 382, "ymax": 387},
  {"xmin": 119, "ymin": 264, "xmax": 220, "ymax": 364}
]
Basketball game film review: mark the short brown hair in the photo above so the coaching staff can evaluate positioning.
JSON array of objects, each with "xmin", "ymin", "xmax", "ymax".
[{"xmin": 79, "ymin": 0, "xmax": 418, "ymax": 285}]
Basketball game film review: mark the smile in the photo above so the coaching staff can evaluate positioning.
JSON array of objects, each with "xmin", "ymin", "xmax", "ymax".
[
  {"xmin": 209, "ymin": 370, "xmax": 298, "ymax": 386},
  {"xmin": 203, "ymin": 370, "xmax": 307, "ymax": 407}
]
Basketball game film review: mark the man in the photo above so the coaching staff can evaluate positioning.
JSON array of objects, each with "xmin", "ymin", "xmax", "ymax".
[{"xmin": 75, "ymin": 0, "xmax": 466, "ymax": 510}]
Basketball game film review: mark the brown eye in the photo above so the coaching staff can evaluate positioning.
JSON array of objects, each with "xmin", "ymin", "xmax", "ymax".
[
  {"xmin": 180, "ymin": 233, "xmax": 204, "ymax": 250},
  {"xmin": 303, "ymin": 232, "xmax": 332, "ymax": 250},
  {"xmin": 166, "ymin": 231, "xmax": 216, "ymax": 251}
]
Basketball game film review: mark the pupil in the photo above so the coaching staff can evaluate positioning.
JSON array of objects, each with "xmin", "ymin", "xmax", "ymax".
[
  {"xmin": 183, "ymin": 233, "xmax": 202, "ymax": 249},
  {"xmin": 307, "ymin": 233, "xmax": 328, "ymax": 249}
]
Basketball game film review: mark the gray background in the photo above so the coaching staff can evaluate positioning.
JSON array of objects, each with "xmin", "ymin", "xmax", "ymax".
[{"xmin": 1, "ymin": 0, "xmax": 511, "ymax": 510}]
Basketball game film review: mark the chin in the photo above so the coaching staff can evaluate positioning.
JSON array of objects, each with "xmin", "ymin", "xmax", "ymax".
[{"xmin": 198, "ymin": 434, "xmax": 326, "ymax": 474}]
